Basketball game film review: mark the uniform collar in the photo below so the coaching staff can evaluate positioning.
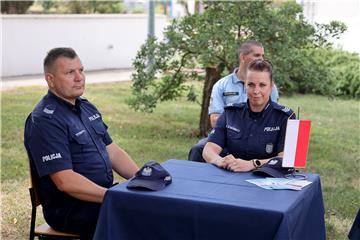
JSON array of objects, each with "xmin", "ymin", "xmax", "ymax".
[
  {"xmin": 47, "ymin": 90, "xmax": 81, "ymax": 110},
  {"xmin": 231, "ymin": 68, "xmax": 244, "ymax": 84},
  {"xmin": 246, "ymin": 99, "xmax": 272, "ymax": 119}
]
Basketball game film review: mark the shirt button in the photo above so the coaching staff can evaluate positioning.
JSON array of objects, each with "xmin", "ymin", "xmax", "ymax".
[
  {"xmin": 254, "ymin": 119, "xmax": 257, "ymax": 122},
  {"xmin": 250, "ymin": 134, "xmax": 253, "ymax": 137}
]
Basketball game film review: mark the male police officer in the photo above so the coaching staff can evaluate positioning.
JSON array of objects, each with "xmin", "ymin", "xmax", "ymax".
[
  {"xmin": 188, "ymin": 40, "xmax": 279, "ymax": 162},
  {"xmin": 24, "ymin": 48, "xmax": 139, "ymax": 239}
]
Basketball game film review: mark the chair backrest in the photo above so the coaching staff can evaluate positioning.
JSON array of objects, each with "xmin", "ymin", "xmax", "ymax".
[
  {"xmin": 28, "ymin": 159, "xmax": 38, "ymax": 240},
  {"xmin": 25, "ymin": 113, "xmax": 42, "ymax": 207},
  {"xmin": 25, "ymin": 113, "xmax": 43, "ymax": 239},
  {"xmin": 28, "ymin": 161, "xmax": 80, "ymax": 240},
  {"xmin": 25, "ymin": 113, "xmax": 80, "ymax": 240},
  {"xmin": 27, "ymin": 144, "xmax": 42, "ymax": 240},
  {"xmin": 29, "ymin": 164, "xmax": 41, "ymax": 207}
]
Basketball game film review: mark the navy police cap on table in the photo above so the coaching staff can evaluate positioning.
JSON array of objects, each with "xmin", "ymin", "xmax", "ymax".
[
  {"xmin": 253, "ymin": 157, "xmax": 296, "ymax": 178},
  {"xmin": 127, "ymin": 160, "xmax": 172, "ymax": 191}
]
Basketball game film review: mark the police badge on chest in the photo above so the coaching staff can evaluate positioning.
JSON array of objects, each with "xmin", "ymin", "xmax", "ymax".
[{"xmin": 265, "ymin": 143, "xmax": 274, "ymax": 154}]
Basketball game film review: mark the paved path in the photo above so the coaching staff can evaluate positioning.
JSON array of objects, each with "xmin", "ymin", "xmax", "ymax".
[{"xmin": 1, "ymin": 69, "xmax": 134, "ymax": 90}]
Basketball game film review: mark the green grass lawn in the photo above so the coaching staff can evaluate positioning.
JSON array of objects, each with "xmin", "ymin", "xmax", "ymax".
[{"xmin": 1, "ymin": 81, "xmax": 359, "ymax": 239}]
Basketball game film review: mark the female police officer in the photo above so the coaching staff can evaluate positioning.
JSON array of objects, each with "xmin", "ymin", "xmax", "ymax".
[{"xmin": 203, "ymin": 59, "xmax": 295, "ymax": 172}]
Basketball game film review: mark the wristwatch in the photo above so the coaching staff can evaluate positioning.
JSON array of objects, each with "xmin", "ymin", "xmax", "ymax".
[{"xmin": 252, "ymin": 159, "xmax": 261, "ymax": 169}]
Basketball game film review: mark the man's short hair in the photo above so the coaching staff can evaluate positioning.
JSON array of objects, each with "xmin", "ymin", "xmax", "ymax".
[
  {"xmin": 238, "ymin": 40, "xmax": 263, "ymax": 56},
  {"xmin": 44, "ymin": 47, "xmax": 78, "ymax": 73},
  {"xmin": 247, "ymin": 59, "xmax": 273, "ymax": 82}
]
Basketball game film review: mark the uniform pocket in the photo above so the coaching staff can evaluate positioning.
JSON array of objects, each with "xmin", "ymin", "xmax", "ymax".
[
  {"xmin": 91, "ymin": 121, "xmax": 106, "ymax": 136},
  {"xmin": 71, "ymin": 128, "xmax": 90, "ymax": 145},
  {"xmin": 226, "ymin": 126, "xmax": 242, "ymax": 139},
  {"xmin": 69, "ymin": 127, "xmax": 91, "ymax": 156},
  {"xmin": 224, "ymin": 95, "xmax": 239, "ymax": 106}
]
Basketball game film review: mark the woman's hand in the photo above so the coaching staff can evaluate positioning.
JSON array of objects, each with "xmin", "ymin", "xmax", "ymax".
[
  {"xmin": 214, "ymin": 154, "xmax": 235, "ymax": 169},
  {"xmin": 214, "ymin": 157, "xmax": 226, "ymax": 168},
  {"xmin": 224, "ymin": 156, "xmax": 255, "ymax": 172}
]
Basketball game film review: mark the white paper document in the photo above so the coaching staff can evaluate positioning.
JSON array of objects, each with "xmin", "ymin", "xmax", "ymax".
[{"xmin": 246, "ymin": 178, "xmax": 312, "ymax": 191}]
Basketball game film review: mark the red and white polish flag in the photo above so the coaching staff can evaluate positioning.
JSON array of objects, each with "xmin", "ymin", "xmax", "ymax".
[{"xmin": 282, "ymin": 120, "xmax": 311, "ymax": 168}]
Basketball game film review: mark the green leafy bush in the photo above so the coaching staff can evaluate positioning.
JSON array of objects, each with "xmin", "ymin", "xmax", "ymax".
[
  {"xmin": 299, "ymin": 48, "xmax": 360, "ymax": 98},
  {"xmin": 30, "ymin": 0, "xmax": 128, "ymax": 14},
  {"xmin": 285, "ymin": 48, "xmax": 333, "ymax": 95},
  {"xmin": 334, "ymin": 65, "xmax": 360, "ymax": 98},
  {"xmin": 329, "ymin": 50, "xmax": 360, "ymax": 98},
  {"xmin": 95, "ymin": 1, "xmax": 127, "ymax": 14}
]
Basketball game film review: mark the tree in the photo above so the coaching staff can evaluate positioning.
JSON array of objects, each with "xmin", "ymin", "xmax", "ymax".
[
  {"xmin": 41, "ymin": 1, "xmax": 55, "ymax": 13},
  {"xmin": 129, "ymin": 1, "xmax": 345, "ymax": 136}
]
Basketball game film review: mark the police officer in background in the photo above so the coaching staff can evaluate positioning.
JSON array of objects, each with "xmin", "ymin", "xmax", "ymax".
[
  {"xmin": 24, "ymin": 48, "xmax": 139, "ymax": 239},
  {"xmin": 203, "ymin": 59, "xmax": 295, "ymax": 171},
  {"xmin": 188, "ymin": 40, "xmax": 279, "ymax": 162}
]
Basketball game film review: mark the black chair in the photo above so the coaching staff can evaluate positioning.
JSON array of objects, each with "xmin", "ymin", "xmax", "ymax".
[{"xmin": 28, "ymin": 164, "xmax": 80, "ymax": 240}]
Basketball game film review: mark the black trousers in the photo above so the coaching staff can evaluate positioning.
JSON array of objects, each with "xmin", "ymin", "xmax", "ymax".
[{"xmin": 44, "ymin": 201, "xmax": 101, "ymax": 240}]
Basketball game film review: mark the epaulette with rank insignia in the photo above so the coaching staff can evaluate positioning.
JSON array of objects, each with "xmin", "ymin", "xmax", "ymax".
[
  {"xmin": 41, "ymin": 104, "xmax": 56, "ymax": 119},
  {"xmin": 79, "ymin": 96, "xmax": 89, "ymax": 102},
  {"xmin": 272, "ymin": 102, "xmax": 294, "ymax": 116},
  {"xmin": 224, "ymin": 102, "xmax": 246, "ymax": 109}
]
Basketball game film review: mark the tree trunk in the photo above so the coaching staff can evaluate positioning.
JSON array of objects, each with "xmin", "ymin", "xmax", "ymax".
[
  {"xmin": 199, "ymin": 67, "xmax": 222, "ymax": 136},
  {"xmin": 195, "ymin": 1, "xmax": 203, "ymax": 14}
]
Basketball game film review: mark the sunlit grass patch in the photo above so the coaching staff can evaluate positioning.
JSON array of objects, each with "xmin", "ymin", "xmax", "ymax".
[{"xmin": 1, "ymin": 83, "xmax": 359, "ymax": 239}]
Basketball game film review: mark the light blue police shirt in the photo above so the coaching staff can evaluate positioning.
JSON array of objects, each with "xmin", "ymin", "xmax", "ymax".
[{"xmin": 208, "ymin": 68, "xmax": 279, "ymax": 115}]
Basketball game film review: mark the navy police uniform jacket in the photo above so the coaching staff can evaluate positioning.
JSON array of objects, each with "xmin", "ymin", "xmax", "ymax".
[
  {"xmin": 208, "ymin": 101, "xmax": 295, "ymax": 160},
  {"xmin": 24, "ymin": 91, "xmax": 113, "ymax": 211}
]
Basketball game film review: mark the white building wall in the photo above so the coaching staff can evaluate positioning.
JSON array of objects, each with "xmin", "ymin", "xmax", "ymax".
[{"xmin": 1, "ymin": 14, "xmax": 169, "ymax": 77}]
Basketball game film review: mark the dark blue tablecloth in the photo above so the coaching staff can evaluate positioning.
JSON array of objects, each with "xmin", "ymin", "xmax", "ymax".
[
  {"xmin": 94, "ymin": 159, "xmax": 325, "ymax": 240},
  {"xmin": 348, "ymin": 208, "xmax": 360, "ymax": 240}
]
